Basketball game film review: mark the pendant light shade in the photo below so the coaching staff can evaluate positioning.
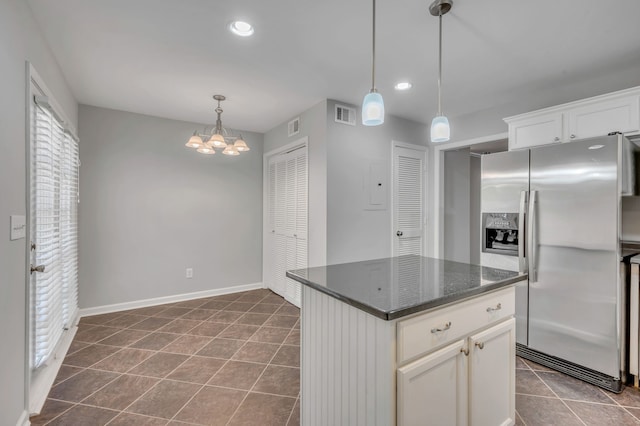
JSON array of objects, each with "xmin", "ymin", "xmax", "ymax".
[
  {"xmin": 186, "ymin": 134, "xmax": 204, "ymax": 149},
  {"xmin": 429, "ymin": 0, "xmax": 453, "ymax": 142},
  {"xmin": 430, "ymin": 115, "xmax": 450, "ymax": 142},
  {"xmin": 207, "ymin": 133, "xmax": 226, "ymax": 148},
  {"xmin": 197, "ymin": 145, "xmax": 216, "ymax": 155},
  {"xmin": 222, "ymin": 144, "xmax": 240, "ymax": 156},
  {"xmin": 362, "ymin": 91, "xmax": 385, "ymax": 126},
  {"xmin": 362, "ymin": 0, "xmax": 384, "ymax": 126},
  {"xmin": 234, "ymin": 137, "xmax": 250, "ymax": 152}
]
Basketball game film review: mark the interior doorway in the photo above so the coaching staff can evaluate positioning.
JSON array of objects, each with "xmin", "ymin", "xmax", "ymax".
[{"xmin": 442, "ymin": 139, "xmax": 508, "ymax": 264}]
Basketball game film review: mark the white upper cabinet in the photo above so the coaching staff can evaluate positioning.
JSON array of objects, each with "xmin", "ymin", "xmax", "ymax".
[
  {"xmin": 508, "ymin": 112, "xmax": 563, "ymax": 150},
  {"xmin": 505, "ymin": 87, "xmax": 640, "ymax": 150},
  {"xmin": 566, "ymin": 95, "xmax": 640, "ymax": 141}
]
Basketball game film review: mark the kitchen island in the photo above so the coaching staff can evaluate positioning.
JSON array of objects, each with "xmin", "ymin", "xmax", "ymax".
[{"xmin": 287, "ymin": 255, "xmax": 527, "ymax": 426}]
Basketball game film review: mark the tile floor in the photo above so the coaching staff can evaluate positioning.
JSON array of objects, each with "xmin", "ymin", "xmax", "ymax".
[
  {"xmin": 30, "ymin": 288, "xmax": 300, "ymax": 426},
  {"xmin": 516, "ymin": 356, "xmax": 640, "ymax": 425},
  {"xmin": 30, "ymin": 287, "xmax": 640, "ymax": 425}
]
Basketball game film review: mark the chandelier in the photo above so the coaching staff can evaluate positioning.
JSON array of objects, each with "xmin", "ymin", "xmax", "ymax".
[{"xmin": 185, "ymin": 95, "xmax": 250, "ymax": 156}]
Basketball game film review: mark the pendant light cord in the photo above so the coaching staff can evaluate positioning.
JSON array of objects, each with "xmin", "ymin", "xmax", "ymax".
[
  {"xmin": 437, "ymin": 12, "xmax": 443, "ymax": 116},
  {"xmin": 371, "ymin": 0, "xmax": 376, "ymax": 92}
]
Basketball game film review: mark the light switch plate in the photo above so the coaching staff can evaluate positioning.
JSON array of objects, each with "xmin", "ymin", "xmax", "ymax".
[{"xmin": 10, "ymin": 215, "xmax": 26, "ymax": 240}]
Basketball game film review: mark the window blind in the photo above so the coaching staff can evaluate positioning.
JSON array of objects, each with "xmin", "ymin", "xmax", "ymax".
[{"xmin": 31, "ymin": 100, "xmax": 79, "ymax": 369}]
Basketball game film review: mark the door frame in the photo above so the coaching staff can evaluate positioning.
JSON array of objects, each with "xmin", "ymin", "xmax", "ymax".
[
  {"xmin": 390, "ymin": 140, "xmax": 428, "ymax": 257},
  {"xmin": 262, "ymin": 137, "xmax": 308, "ymax": 293},
  {"xmin": 429, "ymin": 132, "xmax": 507, "ymax": 258}
]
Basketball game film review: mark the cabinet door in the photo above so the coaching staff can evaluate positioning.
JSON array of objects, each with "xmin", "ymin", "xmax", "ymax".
[
  {"xmin": 468, "ymin": 318, "xmax": 515, "ymax": 426},
  {"xmin": 567, "ymin": 95, "xmax": 640, "ymax": 140},
  {"xmin": 397, "ymin": 339, "xmax": 468, "ymax": 426},
  {"xmin": 508, "ymin": 112, "xmax": 563, "ymax": 150}
]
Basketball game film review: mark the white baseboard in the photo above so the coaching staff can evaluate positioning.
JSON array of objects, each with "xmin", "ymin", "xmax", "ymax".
[
  {"xmin": 79, "ymin": 282, "xmax": 265, "ymax": 317},
  {"xmin": 16, "ymin": 410, "xmax": 30, "ymax": 426}
]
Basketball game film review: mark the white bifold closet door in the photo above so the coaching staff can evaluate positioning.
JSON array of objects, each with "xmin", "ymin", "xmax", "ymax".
[{"xmin": 266, "ymin": 146, "xmax": 308, "ymax": 307}]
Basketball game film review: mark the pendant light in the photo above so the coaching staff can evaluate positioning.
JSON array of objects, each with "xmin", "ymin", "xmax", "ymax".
[
  {"xmin": 362, "ymin": 0, "xmax": 384, "ymax": 126},
  {"xmin": 429, "ymin": 0, "xmax": 452, "ymax": 142}
]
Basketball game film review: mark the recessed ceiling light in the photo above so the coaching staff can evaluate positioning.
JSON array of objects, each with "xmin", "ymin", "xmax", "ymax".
[
  {"xmin": 394, "ymin": 82, "xmax": 413, "ymax": 91},
  {"xmin": 229, "ymin": 21, "xmax": 254, "ymax": 37}
]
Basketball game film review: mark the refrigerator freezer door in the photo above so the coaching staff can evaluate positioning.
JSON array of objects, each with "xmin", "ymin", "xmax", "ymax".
[
  {"xmin": 528, "ymin": 136, "xmax": 620, "ymax": 378},
  {"xmin": 481, "ymin": 150, "xmax": 529, "ymax": 345}
]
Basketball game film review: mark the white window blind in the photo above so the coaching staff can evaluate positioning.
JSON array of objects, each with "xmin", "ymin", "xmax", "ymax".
[{"xmin": 31, "ymin": 99, "xmax": 79, "ymax": 369}]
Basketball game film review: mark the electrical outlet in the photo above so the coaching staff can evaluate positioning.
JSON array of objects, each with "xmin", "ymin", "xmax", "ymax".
[{"xmin": 186, "ymin": 268, "xmax": 193, "ymax": 279}]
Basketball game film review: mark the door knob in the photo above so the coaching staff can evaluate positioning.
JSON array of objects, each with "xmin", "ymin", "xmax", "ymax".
[
  {"xmin": 30, "ymin": 264, "xmax": 45, "ymax": 274},
  {"xmin": 396, "ymin": 231, "xmax": 403, "ymax": 237}
]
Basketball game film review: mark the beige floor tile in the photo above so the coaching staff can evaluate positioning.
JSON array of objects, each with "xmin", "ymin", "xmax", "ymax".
[
  {"xmin": 197, "ymin": 338, "xmax": 245, "ymax": 359},
  {"xmin": 162, "ymin": 335, "xmax": 212, "ymax": 355},
  {"xmin": 232, "ymin": 341, "xmax": 280, "ymax": 364}
]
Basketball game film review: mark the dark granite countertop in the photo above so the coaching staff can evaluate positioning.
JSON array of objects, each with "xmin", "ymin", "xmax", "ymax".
[{"xmin": 286, "ymin": 255, "xmax": 527, "ymax": 321}]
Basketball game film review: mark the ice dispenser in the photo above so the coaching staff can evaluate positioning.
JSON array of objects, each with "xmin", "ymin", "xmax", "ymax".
[{"xmin": 482, "ymin": 213, "xmax": 519, "ymax": 256}]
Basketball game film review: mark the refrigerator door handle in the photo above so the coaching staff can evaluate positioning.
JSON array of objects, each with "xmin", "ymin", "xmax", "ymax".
[
  {"xmin": 528, "ymin": 190, "xmax": 537, "ymax": 282},
  {"xmin": 519, "ymin": 190, "xmax": 528, "ymax": 273}
]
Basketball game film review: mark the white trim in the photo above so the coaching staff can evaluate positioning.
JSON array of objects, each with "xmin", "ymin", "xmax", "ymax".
[
  {"xmin": 15, "ymin": 410, "xmax": 30, "ymax": 426},
  {"xmin": 79, "ymin": 282, "xmax": 263, "ymax": 317},
  {"xmin": 29, "ymin": 312, "xmax": 79, "ymax": 415},
  {"xmin": 429, "ymin": 132, "xmax": 508, "ymax": 258},
  {"xmin": 263, "ymin": 136, "xmax": 309, "ymax": 158},
  {"xmin": 390, "ymin": 140, "xmax": 428, "ymax": 257}
]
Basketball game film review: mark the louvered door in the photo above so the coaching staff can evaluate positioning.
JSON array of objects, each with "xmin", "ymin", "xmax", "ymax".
[
  {"xmin": 393, "ymin": 145, "xmax": 426, "ymax": 257},
  {"xmin": 265, "ymin": 146, "xmax": 307, "ymax": 307}
]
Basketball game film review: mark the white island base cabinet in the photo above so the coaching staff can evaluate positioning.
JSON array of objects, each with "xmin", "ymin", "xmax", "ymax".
[
  {"xmin": 301, "ymin": 285, "xmax": 516, "ymax": 426},
  {"xmin": 397, "ymin": 319, "xmax": 515, "ymax": 426}
]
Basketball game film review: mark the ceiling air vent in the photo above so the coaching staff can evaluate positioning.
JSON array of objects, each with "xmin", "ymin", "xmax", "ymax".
[
  {"xmin": 288, "ymin": 117, "xmax": 300, "ymax": 137},
  {"xmin": 335, "ymin": 104, "xmax": 356, "ymax": 126}
]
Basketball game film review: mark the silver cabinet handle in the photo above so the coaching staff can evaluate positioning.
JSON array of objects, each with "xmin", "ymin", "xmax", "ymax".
[
  {"xmin": 570, "ymin": 134, "xmax": 576, "ymax": 139},
  {"xmin": 475, "ymin": 342, "xmax": 485, "ymax": 350},
  {"xmin": 30, "ymin": 264, "xmax": 45, "ymax": 274},
  {"xmin": 431, "ymin": 321, "xmax": 451, "ymax": 333},
  {"xmin": 486, "ymin": 303, "xmax": 502, "ymax": 313},
  {"xmin": 553, "ymin": 137, "xmax": 560, "ymax": 142},
  {"xmin": 396, "ymin": 231, "xmax": 403, "ymax": 237},
  {"xmin": 460, "ymin": 347, "xmax": 469, "ymax": 356}
]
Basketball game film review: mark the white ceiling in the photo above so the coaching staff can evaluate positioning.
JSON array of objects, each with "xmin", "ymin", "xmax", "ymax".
[{"xmin": 27, "ymin": 0, "xmax": 640, "ymax": 133}]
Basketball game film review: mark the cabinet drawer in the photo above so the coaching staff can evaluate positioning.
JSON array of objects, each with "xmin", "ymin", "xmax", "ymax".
[{"xmin": 397, "ymin": 287, "xmax": 515, "ymax": 365}]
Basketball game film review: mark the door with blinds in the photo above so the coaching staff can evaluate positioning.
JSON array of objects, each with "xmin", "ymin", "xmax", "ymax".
[
  {"xmin": 265, "ymin": 146, "xmax": 308, "ymax": 307},
  {"xmin": 392, "ymin": 144, "xmax": 427, "ymax": 257},
  {"xmin": 30, "ymin": 95, "xmax": 80, "ymax": 370}
]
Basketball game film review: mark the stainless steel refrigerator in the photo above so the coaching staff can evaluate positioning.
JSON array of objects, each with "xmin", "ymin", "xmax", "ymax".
[{"xmin": 480, "ymin": 134, "xmax": 636, "ymax": 392}]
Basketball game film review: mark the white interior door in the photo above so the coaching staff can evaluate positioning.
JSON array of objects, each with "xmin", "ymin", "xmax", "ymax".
[
  {"xmin": 265, "ymin": 145, "xmax": 307, "ymax": 306},
  {"xmin": 393, "ymin": 144, "xmax": 427, "ymax": 257}
]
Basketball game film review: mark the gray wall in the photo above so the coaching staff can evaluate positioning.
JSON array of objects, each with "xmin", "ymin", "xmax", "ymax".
[
  {"xmin": 78, "ymin": 105, "xmax": 263, "ymax": 309},
  {"xmin": 264, "ymin": 100, "xmax": 327, "ymax": 267},
  {"xmin": 0, "ymin": 0, "xmax": 78, "ymax": 422},
  {"xmin": 443, "ymin": 149, "xmax": 471, "ymax": 263},
  {"xmin": 326, "ymin": 100, "xmax": 428, "ymax": 264}
]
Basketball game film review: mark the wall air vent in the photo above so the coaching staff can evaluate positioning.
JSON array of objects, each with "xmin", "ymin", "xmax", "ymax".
[
  {"xmin": 335, "ymin": 104, "xmax": 356, "ymax": 126},
  {"xmin": 288, "ymin": 117, "xmax": 300, "ymax": 137}
]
